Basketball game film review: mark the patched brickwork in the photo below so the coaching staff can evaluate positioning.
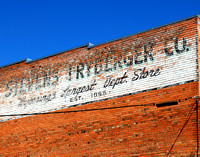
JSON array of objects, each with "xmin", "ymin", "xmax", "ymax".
[{"xmin": 0, "ymin": 16, "xmax": 200, "ymax": 156}]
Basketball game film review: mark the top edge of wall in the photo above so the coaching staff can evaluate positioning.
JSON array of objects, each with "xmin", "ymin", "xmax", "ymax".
[{"xmin": 0, "ymin": 14, "xmax": 199, "ymax": 69}]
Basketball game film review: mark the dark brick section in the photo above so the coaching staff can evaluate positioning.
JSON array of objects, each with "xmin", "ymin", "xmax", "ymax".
[{"xmin": 0, "ymin": 82, "xmax": 199, "ymax": 156}]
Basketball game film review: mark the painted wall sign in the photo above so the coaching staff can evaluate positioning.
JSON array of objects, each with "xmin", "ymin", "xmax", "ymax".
[{"xmin": 0, "ymin": 35, "xmax": 198, "ymax": 122}]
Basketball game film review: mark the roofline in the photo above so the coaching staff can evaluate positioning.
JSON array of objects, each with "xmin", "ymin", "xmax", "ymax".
[
  {"xmin": 0, "ymin": 14, "xmax": 199, "ymax": 69},
  {"xmin": 27, "ymin": 43, "xmax": 93, "ymax": 63},
  {"xmin": 0, "ymin": 43, "xmax": 93, "ymax": 68},
  {"xmin": 88, "ymin": 14, "xmax": 200, "ymax": 48},
  {"xmin": 0, "ymin": 59, "xmax": 27, "ymax": 69}
]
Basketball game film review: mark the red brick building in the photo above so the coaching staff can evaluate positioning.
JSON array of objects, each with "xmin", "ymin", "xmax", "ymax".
[{"xmin": 0, "ymin": 15, "xmax": 200, "ymax": 156}]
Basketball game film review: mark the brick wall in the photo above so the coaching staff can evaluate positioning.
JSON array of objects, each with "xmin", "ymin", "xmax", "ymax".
[{"xmin": 0, "ymin": 16, "xmax": 199, "ymax": 156}]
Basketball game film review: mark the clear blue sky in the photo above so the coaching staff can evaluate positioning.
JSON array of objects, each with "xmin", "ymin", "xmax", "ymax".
[{"xmin": 0, "ymin": 0, "xmax": 199, "ymax": 67}]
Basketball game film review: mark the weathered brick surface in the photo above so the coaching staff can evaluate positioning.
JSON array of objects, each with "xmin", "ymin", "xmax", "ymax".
[{"xmin": 0, "ymin": 16, "xmax": 200, "ymax": 156}]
